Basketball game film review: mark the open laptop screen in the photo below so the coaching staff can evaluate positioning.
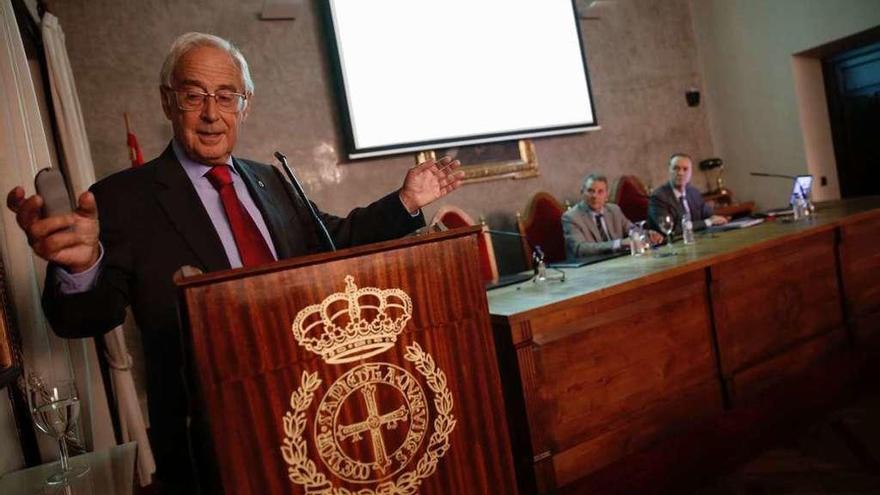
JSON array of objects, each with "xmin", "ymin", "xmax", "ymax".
[{"xmin": 789, "ymin": 175, "xmax": 813, "ymax": 204}]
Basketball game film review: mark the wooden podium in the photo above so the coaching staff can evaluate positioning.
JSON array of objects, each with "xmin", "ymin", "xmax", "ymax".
[{"xmin": 175, "ymin": 228, "xmax": 519, "ymax": 494}]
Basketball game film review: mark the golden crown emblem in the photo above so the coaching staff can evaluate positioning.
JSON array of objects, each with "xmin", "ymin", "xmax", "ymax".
[{"xmin": 291, "ymin": 276, "xmax": 412, "ymax": 364}]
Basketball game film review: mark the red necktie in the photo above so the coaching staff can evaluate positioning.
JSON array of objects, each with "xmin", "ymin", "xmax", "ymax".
[{"xmin": 205, "ymin": 165, "xmax": 275, "ymax": 267}]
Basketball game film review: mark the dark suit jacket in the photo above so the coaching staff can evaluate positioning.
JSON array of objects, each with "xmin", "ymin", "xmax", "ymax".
[
  {"xmin": 647, "ymin": 182, "xmax": 713, "ymax": 234},
  {"xmin": 41, "ymin": 144, "xmax": 424, "ymax": 487}
]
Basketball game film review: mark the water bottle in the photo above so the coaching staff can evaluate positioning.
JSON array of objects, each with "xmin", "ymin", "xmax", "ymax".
[
  {"xmin": 532, "ymin": 246, "xmax": 547, "ymax": 283},
  {"xmin": 628, "ymin": 225, "xmax": 642, "ymax": 256},
  {"xmin": 791, "ymin": 195, "xmax": 806, "ymax": 220},
  {"xmin": 681, "ymin": 214, "xmax": 695, "ymax": 244},
  {"xmin": 800, "ymin": 196, "xmax": 812, "ymax": 220}
]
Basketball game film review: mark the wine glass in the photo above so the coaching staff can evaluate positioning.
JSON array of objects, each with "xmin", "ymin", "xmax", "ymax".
[
  {"xmin": 657, "ymin": 214, "xmax": 676, "ymax": 254},
  {"xmin": 27, "ymin": 375, "xmax": 90, "ymax": 485}
]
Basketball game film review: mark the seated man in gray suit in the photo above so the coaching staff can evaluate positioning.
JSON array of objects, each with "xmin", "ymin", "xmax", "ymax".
[
  {"xmin": 648, "ymin": 153, "xmax": 728, "ymax": 234},
  {"xmin": 563, "ymin": 173, "xmax": 661, "ymax": 257}
]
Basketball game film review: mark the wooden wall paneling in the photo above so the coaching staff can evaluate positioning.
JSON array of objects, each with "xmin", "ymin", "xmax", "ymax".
[
  {"xmin": 556, "ymin": 336, "xmax": 863, "ymax": 495},
  {"xmin": 726, "ymin": 330, "xmax": 850, "ymax": 404},
  {"xmin": 518, "ymin": 269, "xmax": 722, "ymax": 489},
  {"xmin": 710, "ymin": 229, "xmax": 846, "ymax": 403},
  {"xmin": 839, "ymin": 215, "xmax": 880, "ymax": 348},
  {"xmin": 491, "ymin": 316, "xmax": 540, "ymax": 495},
  {"xmin": 515, "ymin": 321, "xmax": 558, "ymax": 493},
  {"xmin": 703, "ymin": 265, "xmax": 732, "ymax": 410},
  {"xmin": 833, "ymin": 226, "xmax": 854, "ymax": 350},
  {"xmin": 485, "ymin": 201, "xmax": 880, "ymax": 493}
]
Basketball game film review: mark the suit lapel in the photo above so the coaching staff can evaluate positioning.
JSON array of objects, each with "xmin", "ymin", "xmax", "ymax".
[
  {"xmin": 687, "ymin": 187, "xmax": 698, "ymax": 215},
  {"xmin": 579, "ymin": 203, "xmax": 603, "ymax": 242},
  {"xmin": 153, "ymin": 145, "xmax": 230, "ymax": 272},
  {"xmin": 605, "ymin": 206, "xmax": 621, "ymax": 239},
  {"xmin": 686, "ymin": 187, "xmax": 700, "ymax": 217},
  {"xmin": 233, "ymin": 158, "xmax": 308, "ymax": 259}
]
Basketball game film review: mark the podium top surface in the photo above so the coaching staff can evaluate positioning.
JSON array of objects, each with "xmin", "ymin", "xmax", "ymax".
[{"xmin": 175, "ymin": 225, "xmax": 482, "ymax": 288}]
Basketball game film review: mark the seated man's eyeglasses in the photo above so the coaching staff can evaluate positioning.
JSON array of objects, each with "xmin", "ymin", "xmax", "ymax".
[{"xmin": 164, "ymin": 86, "xmax": 248, "ymax": 113}]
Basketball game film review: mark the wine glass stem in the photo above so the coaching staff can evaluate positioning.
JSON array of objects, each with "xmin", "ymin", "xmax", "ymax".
[{"xmin": 58, "ymin": 436, "xmax": 70, "ymax": 473}]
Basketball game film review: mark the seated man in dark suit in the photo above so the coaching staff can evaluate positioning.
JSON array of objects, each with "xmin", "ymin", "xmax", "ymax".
[
  {"xmin": 648, "ymin": 153, "xmax": 728, "ymax": 234},
  {"xmin": 6, "ymin": 32, "xmax": 462, "ymax": 491},
  {"xmin": 563, "ymin": 173, "xmax": 661, "ymax": 257}
]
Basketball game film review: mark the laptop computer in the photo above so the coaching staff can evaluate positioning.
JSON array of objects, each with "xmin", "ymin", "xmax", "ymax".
[
  {"xmin": 789, "ymin": 175, "xmax": 813, "ymax": 204},
  {"xmin": 762, "ymin": 174, "xmax": 814, "ymax": 217}
]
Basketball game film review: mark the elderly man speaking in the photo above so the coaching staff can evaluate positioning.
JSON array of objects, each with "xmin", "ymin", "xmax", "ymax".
[{"xmin": 7, "ymin": 32, "xmax": 463, "ymax": 491}]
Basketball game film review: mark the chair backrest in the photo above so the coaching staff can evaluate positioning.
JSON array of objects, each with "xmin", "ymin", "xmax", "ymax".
[
  {"xmin": 517, "ymin": 191, "xmax": 566, "ymax": 267},
  {"xmin": 614, "ymin": 175, "xmax": 650, "ymax": 223},
  {"xmin": 431, "ymin": 205, "xmax": 499, "ymax": 283}
]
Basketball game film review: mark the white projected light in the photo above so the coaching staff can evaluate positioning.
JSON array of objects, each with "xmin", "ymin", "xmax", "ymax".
[{"xmin": 327, "ymin": 0, "xmax": 597, "ymax": 158}]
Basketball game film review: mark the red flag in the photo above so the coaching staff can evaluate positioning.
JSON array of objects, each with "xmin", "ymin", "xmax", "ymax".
[
  {"xmin": 124, "ymin": 112, "xmax": 144, "ymax": 168},
  {"xmin": 127, "ymin": 132, "xmax": 144, "ymax": 167}
]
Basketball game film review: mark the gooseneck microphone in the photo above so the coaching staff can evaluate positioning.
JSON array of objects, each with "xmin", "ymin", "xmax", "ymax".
[
  {"xmin": 274, "ymin": 151, "xmax": 336, "ymax": 252},
  {"xmin": 486, "ymin": 229, "xmax": 565, "ymax": 283}
]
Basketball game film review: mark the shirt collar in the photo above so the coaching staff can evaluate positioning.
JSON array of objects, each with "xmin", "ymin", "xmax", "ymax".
[
  {"xmin": 588, "ymin": 205, "xmax": 606, "ymax": 216},
  {"xmin": 671, "ymin": 184, "xmax": 686, "ymax": 200},
  {"xmin": 172, "ymin": 139, "xmax": 236, "ymax": 182}
]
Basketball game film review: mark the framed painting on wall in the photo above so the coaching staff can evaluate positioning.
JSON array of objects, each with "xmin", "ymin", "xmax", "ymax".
[
  {"xmin": 416, "ymin": 139, "xmax": 539, "ymax": 184},
  {"xmin": 0, "ymin": 255, "xmax": 21, "ymax": 388}
]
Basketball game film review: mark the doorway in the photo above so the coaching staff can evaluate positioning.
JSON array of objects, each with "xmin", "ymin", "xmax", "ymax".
[{"xmin": 824, "ymin": 39, "xmax": 880, "ymax": 198}]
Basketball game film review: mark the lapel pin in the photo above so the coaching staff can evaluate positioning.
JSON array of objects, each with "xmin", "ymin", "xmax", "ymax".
[{"xmin": 257, "ymin": 179, "xmax": 265, "ymax": 188}]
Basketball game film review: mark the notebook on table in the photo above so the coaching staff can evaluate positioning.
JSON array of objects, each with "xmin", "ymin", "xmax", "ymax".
[
  {"xmin": 710, "ymin": 217, "xmax": 765, "ymax": 231},
  {"xmin": 549, "ymin": 251, "xmax": 628, "ymax": 268}
]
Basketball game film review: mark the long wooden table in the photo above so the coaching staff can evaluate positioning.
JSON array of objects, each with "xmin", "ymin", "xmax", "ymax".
[{"xmin": 488, "ymin": 197, "xmax": 880, "ymax": 493}]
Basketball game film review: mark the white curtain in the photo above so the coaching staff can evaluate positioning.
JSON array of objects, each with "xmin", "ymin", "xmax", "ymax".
[
  {"xmin": 0, "ymin": 0, "xmax": 72, "ymax": 467},
  {"xmin": 41, "ymin": 13, "xmax": 155, "ymax": 485}
]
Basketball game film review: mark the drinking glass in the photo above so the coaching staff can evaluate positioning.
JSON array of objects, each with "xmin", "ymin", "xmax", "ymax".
[
  {"xmin": 27, "ymin": 375, "xmax": 90, "ymax": 485},
  {"xmin": 628, "ymin": 224, "xmax": 646, "ymax": 256},
  {"xmin": 657, "ymin": 214, "xmax": 676, "ymax": 254}
]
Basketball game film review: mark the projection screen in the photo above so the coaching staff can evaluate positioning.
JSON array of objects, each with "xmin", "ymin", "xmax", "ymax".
[{"xmin": 325, "ymin": 0, "xmax": 598, "ymax": 159}]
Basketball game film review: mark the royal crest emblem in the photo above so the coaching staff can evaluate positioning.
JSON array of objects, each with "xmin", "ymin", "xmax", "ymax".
[{"xmin": 281, "ymin": 276, "xmax": 455, "ymax": 494}]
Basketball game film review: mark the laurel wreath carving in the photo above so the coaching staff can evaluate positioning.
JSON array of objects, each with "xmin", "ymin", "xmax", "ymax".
[{"xmin": 281, "ymin": 342, "xmax": 456, "ymax": 494}]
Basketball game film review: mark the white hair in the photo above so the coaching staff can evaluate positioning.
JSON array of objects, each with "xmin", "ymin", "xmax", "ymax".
[{"xmin": 159, "ymin": 32, "xmax": 254, "ymax": 94}]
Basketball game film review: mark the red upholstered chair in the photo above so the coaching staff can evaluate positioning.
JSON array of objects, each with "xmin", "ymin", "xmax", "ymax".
[
  {"xmin": 613, "ymin": 175, "xmax": 650, "ymax": 223},
  {"xmin": 517, "ymin": 191, "xmax": 567, "ymax": 268},
  {"xmin": 431, "ymin": 205, "xmax": 499, "ymax": 283}
]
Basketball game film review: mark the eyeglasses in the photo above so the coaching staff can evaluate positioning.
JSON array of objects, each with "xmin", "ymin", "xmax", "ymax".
[{"xmin": 165, "ymin": 87, "xmax": 249, "ymax": 113}]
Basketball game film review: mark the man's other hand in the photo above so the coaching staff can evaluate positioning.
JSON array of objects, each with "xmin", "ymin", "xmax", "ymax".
[
  {"xmin": 709, "ymin": 215, "xmax": 729, "ymax": 226},
  {"xmin": 398, "ymin": 156, "xmax": 464, "ymax": 214},
  {"xmin": 647, "ymin": 229, "xmax": 664, "ymax": 244},
  {"xmin": 7, "ymin": 187, "xmax": 100, "ymax": 273}
]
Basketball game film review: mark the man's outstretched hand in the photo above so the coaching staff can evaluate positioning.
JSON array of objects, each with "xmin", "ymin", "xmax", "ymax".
[
  {"xmin": 7, "ymin": 186, "xmax": 100, "ymax": 273},
  {"xmin": 398, "ymin": 156, "xmax": 464, "ymax": 214}
]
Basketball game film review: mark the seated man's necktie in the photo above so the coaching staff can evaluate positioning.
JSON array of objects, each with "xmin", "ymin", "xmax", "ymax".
[
  {"xmin": 595, "ymin": 213, "xmax": 610, "ymax": 242},
  {"xmin": 679, "ymin": 195, "xmax": 692, "ymax": 220}
]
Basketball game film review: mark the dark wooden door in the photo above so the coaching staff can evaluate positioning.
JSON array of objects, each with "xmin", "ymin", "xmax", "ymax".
[{"xmin": 824, "ymin": 40, "xmax": 880, "ymax": 198}]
